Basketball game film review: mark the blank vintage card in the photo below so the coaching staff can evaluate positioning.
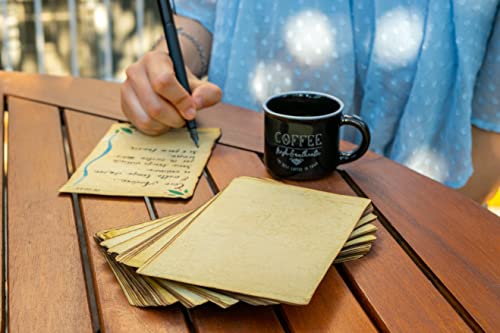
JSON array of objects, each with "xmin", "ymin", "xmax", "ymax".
[
  {"xmin": 137, "ymin": 177, "xmax": 371, "ymax": 305},
  {"xmin": 60, "ymin": 124, "xmax": 220, "ymax": 198}
]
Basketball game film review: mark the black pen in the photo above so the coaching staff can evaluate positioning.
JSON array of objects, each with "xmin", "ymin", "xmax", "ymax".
[{"xmin": 156, "ymin": 0, "xmax": 199, "ymax": 147}]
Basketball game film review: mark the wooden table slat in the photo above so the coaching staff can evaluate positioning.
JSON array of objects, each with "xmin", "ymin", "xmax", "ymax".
[
  {"xmin": 281, "ymin": 267, "xmax": 378, "ymax": 333},
  {"xmin": 7, "ymin": 98, "xmax": 93, "ymax": 333},
  {"xmin": 198, "ymin": 103, "xmax": 263, "ymax": 153},
  {"xmin": 206, "ymin": 145, "xmax": 378, "ymax": 333},
  {"xmin": 192, "ymin": 304, "xmax": 284, "ymax": 333},
  {"xmin": 64, "ymin": 110, "xmax": 188, "ymax": 333},
  {"xmin": 0, "ymin": 71, "xmax": 126, "ymax": 121},
  {"xmin": 341, "ymin": 157, "xmax": 500, "ymax": 331}
]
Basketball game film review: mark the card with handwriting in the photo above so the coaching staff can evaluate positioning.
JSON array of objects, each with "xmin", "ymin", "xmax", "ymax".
[{"xmin": 60, "ymin": 124, "xmax": 220, "ymax": 198}]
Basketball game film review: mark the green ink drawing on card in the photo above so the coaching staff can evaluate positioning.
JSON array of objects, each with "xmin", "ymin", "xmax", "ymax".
[
  {"xmin": 121, "ymin": 127, "xmax": 133, "ymax": 134},
  {"xmin": 168, "ymin": 189, "xmax": 184, "ymax": 196}
]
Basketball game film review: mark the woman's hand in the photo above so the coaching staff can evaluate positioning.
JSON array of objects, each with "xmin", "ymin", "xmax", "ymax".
[{"xmin": 121, "ymin": 49, "xmax": 222, "ymax": 135}]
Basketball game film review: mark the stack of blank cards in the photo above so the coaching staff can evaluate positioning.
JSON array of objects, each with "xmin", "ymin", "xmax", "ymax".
[{"xmin": 95, "ymin": 177, "xmax": 378, "ymax": 308}]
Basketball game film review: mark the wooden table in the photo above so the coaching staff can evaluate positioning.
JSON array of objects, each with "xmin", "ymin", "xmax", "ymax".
[{"xmin": 0, "ymin": 71, "xmax": 498, "ymax": 333}]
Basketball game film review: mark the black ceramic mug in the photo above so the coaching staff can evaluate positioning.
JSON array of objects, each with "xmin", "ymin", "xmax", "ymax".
[{"xmin": 263, "ymin": 91, "xmax": 371, "ymax": 180}]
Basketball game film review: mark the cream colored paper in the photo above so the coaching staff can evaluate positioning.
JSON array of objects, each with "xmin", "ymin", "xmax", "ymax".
[
  {"xmin": 138, "ymin": 177, "xmax": 371, "ymax": 305},
  {"xmin": 343, "ymin": 234, "xmax": 377, "ymax": 248},
  {"xmin": 97, "ymin": 218, "xmax": 166, "ymax": 240},
  {"xmin": 349, "ymin": 223, "xmax": 378, "ymax": 240},
  {"xmin": 100, "ymin": 215, "xmax": 181, "ymax": 251},
  {"xmin": 106, "ymin": 218, "xmax": 180, "ymax": 255},
  {"xmin": 143, "ymin": 278, "xmax": 178, "ymax": 305},
  {"xmin": 156, "ymin": 280, "xmax": 208, "ymax": 308},
  {"xmin": 119, "ymin": 197, "xmax": 217, "ymax": 267},
  {"xmin": 355, "ymin": 213, "xmax": 377, "ymax": 228},
  {"xmin": 60, "ymin": 124, "xmax": 220, "ymax": 198},
  {"xmin": 183, "ymin": 285, "xmax": 239, "ymax": 308}
]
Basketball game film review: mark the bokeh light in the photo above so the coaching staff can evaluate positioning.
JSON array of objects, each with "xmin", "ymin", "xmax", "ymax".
[
  {"xmin": 284, "ymin": 10, "xmax": 335, "ymax": 67},
  {"xmin": 373, "ymin": 7, "xmax": 423, "ymax": 69}
]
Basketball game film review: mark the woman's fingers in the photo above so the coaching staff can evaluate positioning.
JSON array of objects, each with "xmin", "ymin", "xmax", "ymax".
[
  {"xmin": 121, "ymin": 49, "xmax": 223, "ymax": 135},
  {"xmin": 143, "ymin": 51, "xmax": 198, "ymax": 120},
  {"xmin": 121, "ymin": 81, "xmax": 170, "ymax": 135},
  {"xmin": 190, "ymin": 76, "xmax": 223, "ymax": 109},
  {"xmin": 125, "ymin": 60, "xmax": 186, "ymax": 129}
]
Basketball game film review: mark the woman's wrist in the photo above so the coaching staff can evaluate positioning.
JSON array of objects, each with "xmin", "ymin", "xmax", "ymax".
[
  {"xmin": 177, "ymin": 28, "xmax": 209, "ymax": 77},
  {"xmin": 151, "ymin": 33, "xmax": 208, "ymax": 78},
  {"xmin": 151, "ymin": 16, "xmax": 212, "ymax": 78}
]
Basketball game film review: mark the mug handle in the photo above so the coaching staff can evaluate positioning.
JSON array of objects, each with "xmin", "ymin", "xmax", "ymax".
[{"xmin": 338, "ymin": 114, "xmax": 371, "ymax": 165}]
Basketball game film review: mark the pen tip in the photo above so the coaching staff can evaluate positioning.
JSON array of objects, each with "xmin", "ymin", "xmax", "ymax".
[{"xmin": 190, "ymin": 130, "xmax": 199, "ymax": 148}]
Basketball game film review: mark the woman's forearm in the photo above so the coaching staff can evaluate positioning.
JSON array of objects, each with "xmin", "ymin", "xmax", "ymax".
[{"xmin": 154, "ymin": 15, "xmax": 213, "ymax": 78}]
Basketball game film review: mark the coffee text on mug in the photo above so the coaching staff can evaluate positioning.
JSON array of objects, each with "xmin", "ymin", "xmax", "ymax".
[{"xmin": 274, "ymin": 132, "xmax": 323, "ymax": 148}]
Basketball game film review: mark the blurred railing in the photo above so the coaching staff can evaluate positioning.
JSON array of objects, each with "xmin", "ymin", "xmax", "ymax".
[{"xmin": 0, "ymin": 0, "xmax": 162, "ymax": 81}]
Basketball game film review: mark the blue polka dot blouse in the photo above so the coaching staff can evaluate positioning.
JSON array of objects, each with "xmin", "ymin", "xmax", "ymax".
[{"xmin": 176, "ymin": 0, "xmax": 500, "ymax": 188}]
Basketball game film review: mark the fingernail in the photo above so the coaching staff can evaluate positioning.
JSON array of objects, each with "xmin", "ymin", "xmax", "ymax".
[
  {"xmin": 194, "ymin": 96, "xmax": 203, "ymax": 109},
  {"xmin": 184, "ymin": 108, "xmax": 196, "ymax": 119}
]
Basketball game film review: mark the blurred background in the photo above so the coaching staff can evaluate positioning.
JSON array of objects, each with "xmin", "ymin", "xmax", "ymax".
[{"xmin": 0, "ymin": 0, "xmax": 161, "ymax": 81}]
